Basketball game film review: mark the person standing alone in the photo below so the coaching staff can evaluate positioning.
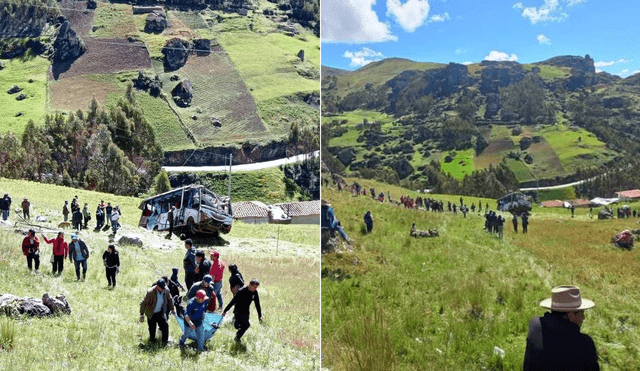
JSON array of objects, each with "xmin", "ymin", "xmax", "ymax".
[
  {"xmin": 21, "ymin": 229, "xmax": 40, "ymax": 274},
  {"xmin": 102, "ymin": 244, "xmax": 120, "ymax": 287}
]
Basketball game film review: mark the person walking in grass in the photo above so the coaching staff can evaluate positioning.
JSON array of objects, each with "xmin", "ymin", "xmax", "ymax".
[
  {"xmin": 72, "ymin": 207, "xmax": 83, "ymax": 232},
  {"xmin": 21, "ymin": 229, "xmax": 40, "ymax": 274},
  {"xmin": 110, "ymin": 209, "xmax": 120, "ymax": 235},
  {"xmin": 223, "ymin": 278, "xmax": 263, "ymax": 343},
  {"xmin": 183, "ymin": 239, "xmax": 197, "ymax": 290},
  {"xmin": 513, "ymin": 214, "xmax": 518, "ymax": 233},
  {"xmin": 105, "ymin": 202, "xmax": 113, "ymax": 227},
  {"xmin": 102, "ymin": 244, "xmax": 120, "ymax": 288},
  {"xmin": 95, "ymin": 203, "xmax": 104, "ymax": 229},
  {"xmin": 228, "ymin": 264, "xmax": 244, "ymax": 297},
  {"xmin": 522, "ymin": 213, "xmax": 529, "ymax": 234},
  {"xmin": 209, "ymin": 250, "xmax": 225, "ymax": 311},
  {"xmin": 364, "ymin": 211, "xmax": 374, "ymax": 234},
  {"xmin": 63, "ymin": 200, "xmax": 70, "ymax": 222},
  {"xmin": 1, "ymin": 193, "xmax": 11, "ymax": 220},
  {"xmin": 68, "ymin": 233, "xmax": 89, "ymax": 281},
  {"xmin": 523, "ymin": 285, "xmax": 599, "ymax": 370},
  {"xmin": 42, "ymin": 231, "xmax": 68, "ymax": 275},
  {"xmin": 179, "ymin": 289, "xmax": 210, "ymax": 352},
  {"xmin": 82, "ymin": 203, "xmax": 91, "ymax": 230},
  {"xmin": 22, "ymin": 197, "xmax": 30, "ymax": 220},
  {"xmin": 140, "ymin": 279, "xmax": 176, "ymax": 347}
]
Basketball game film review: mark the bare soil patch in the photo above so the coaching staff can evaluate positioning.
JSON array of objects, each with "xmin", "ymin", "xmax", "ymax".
[
  {"xmin": 475, "ymin": 139, "xmax": 515, "ymax": 169},
  {"xmin": 49, "ymin": 75, "xmax": 121, "ymax": 111}
]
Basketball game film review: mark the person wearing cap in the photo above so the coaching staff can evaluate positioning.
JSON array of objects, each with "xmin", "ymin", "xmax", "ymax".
[
  {"xmin": 140, "ymin": 279, "xmax": 176, "ymax": 346},
  {"xmin": 179, "ymin": 289, "xmax": 209, "ymax": 351},
  {"xmin": 187, "ymin": 274, "xmax": 216, "ymax": 312},
  {"xmin": 42, "ymin": 231, "xmax": 68, "ymax": 275},
  {"xmin": 21, "ymin": 229, "xmax": 40, "ymax": 274},
  {"xmin": 102, "ymin": 244, "xmax": 120, "ymax": 287},
  {"xmin": 223, "ymin": 278, "xmax": 263, "ymax": 342},
  {"xmin": 523, "ymin": 285, "xmax": 599, "ymax": 370},
  {"xmin": 194, "ymin": 250, "xmax": 212, "ymax": 283},
  {"xmin": 68, "ymin": 234, "xmax": 90, "ymax": 281},
  {"xmin": 183, "ymin": 239, "xmax": 197, "ymax": 290},
  {"xmin": 22, "ymin": 197, "xmax": 30, "ymax": 220},
  {"xmin": 209, "ymin": 250, "xmax": 225, "ymax": 310},
  {"xmin": 0, "ymin": 193, "xmax": 11, "ymax": 220}
]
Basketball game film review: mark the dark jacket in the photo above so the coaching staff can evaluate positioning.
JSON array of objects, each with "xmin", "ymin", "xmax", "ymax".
[
  {"xmin": 183, "ymin": 248, "xmax": 197, "ymax": 273},
  {"xmin": 195, "ymin": 259, "xmax": 212, "ymax": 282},
  {"xmin": 69, "ymin": 239, "xmax": 89, "ymax": 261},
  {"xmin": 187, "ymin": 281, "xmax": 215, "ymax": 303},
  {"xmin": 229, "ymin": 271, "xmax": 244, "ymax": 289},
  {"xmin": 102, "ymin": 250, "xmax": 120, "ymax": 268},
  {"xmin": 223, "ymin": 286, "xmax": 261, "ymax": 318},
  {"xmin": 523, "ymin": 312, "xmax": 599, "ymax": 371}
]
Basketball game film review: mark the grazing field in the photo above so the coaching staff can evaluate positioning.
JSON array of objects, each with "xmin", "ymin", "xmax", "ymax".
[
  {"xmin": 0, "ymin": 178, "xmax": 319, "ymax": 370},
  {"xmin": 0, "ymin": 55, "xmax": 50, "ymax": 134},
  {"xmin": 134, "ymin": 92, "xmax": 193, "ymax": 151},
  {"xmin": 440, "ymin": 149, "xmax": 475, "ymax": 180},
  {"xmin": 90, "ymin": 2, "xmax": 137, "ymax": 39},
  {"xmin": 50, "ymin": 74, "xmax": 122, "ymax": 111},
  {"xmin": 322, "ymin": 178, "xmax": 640, "ymax": 370}
]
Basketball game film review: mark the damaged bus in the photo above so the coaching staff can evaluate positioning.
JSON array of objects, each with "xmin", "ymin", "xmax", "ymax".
[{"xmin": 139, "ymin": 185, "xmax": 233, "ymax": 236}]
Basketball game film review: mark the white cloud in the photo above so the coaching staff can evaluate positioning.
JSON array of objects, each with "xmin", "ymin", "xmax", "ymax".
[
  {"xmin": 513, "ymin": 0, "xmax": 584, "ymax": 25},
  {"xmin": 484, "ymin": 51, "xmax": 518, "ymax": 62},
  {"xmin": 619, "ymin": 69, "xmax": 630, "ymax": 76},
  {"xmin": 462, "ymin": 61, "xmax": 475, "ymax": 65},
  {"xmin": 455, "ymin": 48, "xmax": 466, "ymax": 54},
  {"xmin": 342, "ymin": 47, "xmax": 386, "ymax": 67},
  {"xmin": 321, "ymin": 0, "xmax": 397, "ymax": 43},
  {"xmin": 632, "ymin": 70, "xmax": 640, "ymax": 76},
  {"xmin": 594, "ymin": 58, "xmax": 631, "ymax": 72},
  {"xmin": 537, "ymin": 34, "xmax": 551, "ymax": 45},
  {"xmin": 386, "ymin": 0, "xmax": 431, "ymax": 32},
  {"xmin": 429, "ymin": 12, "xmax": 450, "ymax": 22}
]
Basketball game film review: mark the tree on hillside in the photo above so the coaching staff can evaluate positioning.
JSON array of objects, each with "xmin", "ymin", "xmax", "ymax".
[
  {"xmin": 0, "ymin": 133, "xmax": 26, "ymax": 179},
  {"xmin": 86, "ymin": 127, "xmax": 139, "ymax": 195},
  {"xmin": 22, "ymin": 120, "xmax": 52, "ymax": 181},
  {"xmin": 500, "ymin": 75, "xmax": 554, "ymax": 124},
  {"xmin": 154, "ymin": 170, "xmax": 171, "ymax": 194}
]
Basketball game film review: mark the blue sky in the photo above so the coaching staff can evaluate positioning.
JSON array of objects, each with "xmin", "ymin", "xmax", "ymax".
[{"xmin": 321, "ymin": 0, "xmax": 639, "ymax": 77}]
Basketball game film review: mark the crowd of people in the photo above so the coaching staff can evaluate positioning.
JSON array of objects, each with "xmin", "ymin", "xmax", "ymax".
[{"xmin": 63, "ymin": 196, "xmax": 122, "ymax": 235}]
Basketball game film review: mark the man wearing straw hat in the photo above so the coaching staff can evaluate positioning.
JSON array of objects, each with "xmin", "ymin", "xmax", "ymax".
[{"xmin": 523, "ymin": 285, "xmax": 599, "ymax": 370}]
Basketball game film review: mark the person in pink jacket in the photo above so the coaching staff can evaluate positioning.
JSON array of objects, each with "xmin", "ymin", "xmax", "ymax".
[{"xmin": 42, "ymin": 231, "xmax": 68, "ymax": 276}]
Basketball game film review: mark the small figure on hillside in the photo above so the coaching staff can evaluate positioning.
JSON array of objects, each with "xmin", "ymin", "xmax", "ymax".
[
  {"xmin": 522, "ymin": 213, "xmax": 529, "ymax": 234},
  {"xmin": 102, "ymin": 244, "xmax": 120, "ymax": 288},
  {"xmin": 22, "ymin": 229, "xmax": 40, "ymax": 274},
  {"xmin": 228, "ymin": 263, "xmax": 244, "ymax": 297},
  {"xmin": 170, "ymin": 267, "xmax": 185, "ymax": 292},
  {"xmin": 523, "ymin": 286, "xmax": 598, "ymax": 370},
  {"xmin": 471, "ymin": 203, "xmax": 476, "ymax": 213},
  {"xmin": 223, "ymin": 278, "xmax": 263, "ymax": 343},
  {"xmin": 188, "ymin": 274, "xmax": 216, "ymax": 312},
  {"xmin": 22, "ymin": 197, "xmax": 30, "ymax": 220},
  {"xmin": 513, "ymin": 214, "xmax": 518, "ymax": 233},
  {"xmin": 140, "ymin": 279, "xmax": 176, "ymax": 347},
  {"xmin": 105, "ymin": 202, "xmax": 113, "ymax": 227},
  {"xmin": 588, "ymin": 206, "xmax": 593, "ymax": 219},
  {"xmin": 486, "ymin": 203, "xmax": 489, "ymax": 211},
  {"xmin": 72, "ymin": 207, "xmax": 83, "ymax": 232},
  {"xmin": 71, "ymin": 196, "xmax": 79, "ymax": 213},
  {"xmin": 0, "ymin": 193, "xmax": 12, "ymax": 221},
  {"xmin": 69, "ymin": 234, "xmax": 90, "ymax": 281},
  {"xmin": 183, "ymin": 239, "xmax": 197, "ymax": 290},
  {"xmin": 63, "ymin": 200, "xmax": 70, "ymax": 222},
  {"xmin": 364, "ymin": 211, "xmax": 374, "ymax": 234},
  {"xmin": 461, "ymin": 205, "xmax": 468, "ymax": 218},
  {"xmin": 110, "ymin": 209, "xmax": 120, "ymax": 235},
  {"xmin": 478, "ymin": 202, "xmax": 482, "ymax": 213},
  {"xmin": 460, "ymin": 197, "xmax": 464, "ymax": 207},
  {"xmin": 497, "ymin": 216, "xmax": 504, "ymax": 238},
  {"xmin": 179, "ymin": 289, "xmax": 209, "ymax": 351},
  {"xmin": 452, "ymin": 204, "xmax": 457, "ymax": 215},
  {"xmin": 321, "ymin": 200, "xmax": 350, "ymax": 242},
  {"xmin": 194, "ymin": 250, "xmax": 212, "ymax": 283},
  {"xmin": 167, "ymin": 205, "xmax": 176, "ymax": 239},
  {"xmin": 95, "ymin": 203, "xmax": 104, "ymax": 229},
  {"xmin": 82, "ymin": 203, "xmax": 91, "ymax": 229},
  {"xmin": 42, "ymin": 231, "xmax": 68, "ymax": 275},
  {"xmin": 571, "ymin": 204, "xmax": 575, "ymax": 218},
  {"xmin": 209, "ymin": 250, "xmax": 225, "ymax": 311}
]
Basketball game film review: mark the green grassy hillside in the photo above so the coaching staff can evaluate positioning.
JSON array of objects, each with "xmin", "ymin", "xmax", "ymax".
[
  {"xmin": 0, "ymin": 178, "xmax": 319, "ymax": 370},
  {"xmin": 322, "ymin": 177, "xmax": 640, "ymax": 370}
]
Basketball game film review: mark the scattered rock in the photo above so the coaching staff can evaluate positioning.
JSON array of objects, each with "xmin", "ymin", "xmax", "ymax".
[
  {"xmin": 192, "ymin": 115, "xmax": 198, "ymax": 120},
  {"xmin": 0, "ymin": 42, "xmax": 26, "ymax": 59},
  {"xmin": 170, "ymin": 74, "xmax": 180, "ymax": 81},
  {"xmin": 87, "ymin": 0, "xmax": 97, "ymax": 9},
  {"xmin": 92, "ymin": 25, "xmax": 99, "ymax": 32},
  {"xmin": 263, "ymin": 8, "xmax": 275, "ymax": 15},
  {"xmin": 172, "ymin": 79, "xmax": 194, "ymax": 107},
  {"xmin": 297, "ymin": 49, "xmax": 305, "ymax": 62},
  {"xmin": 211, "ymin": 117, "xmax": 222, "ymax": 127},
  {"xmin": 238, "ymin": 8, "xmax": 248, "ymax": 16},
  {"xmin": 28, "ymin": 79, "xmax": 34, "ymax": 83},
  {"xmin": 0, "ymin": 293, "xmax": 70, "ymax": 317},
  {"xmin": 16, "ymin": 93, "xmax": 27, "ymax": 101},
  {"xmin": 0, "ymin": 61, "xmax": 4, "ymax": 70},
  {"xmin": 42, "ymin": 293, "xmax": 71, "ymax": 314},
  {"xmin": 279, "ymin": 3, "xmax": 292, "ymax": 10},
  {"xmin": 163, "ymin": 38, "xmax": 190, "ymax": 71},
  {"xmin": 145, "ymin": 10, "xmax": 167, "ymax": 33},
  {"xmin": 15, "ymin": 112, "xmax": 23, "ymax": 117},
  {"xmin": 192, "ymin": 39, "xmax": 211, "ymax": 56},
  {"xmin": 118, "ymin": 235, "xmax": 143, "ymax": 247},
  {"xmin": 53, "ymin": 19, "xmax": 85, "ymax": 62},
  {"xmin": 7, "ymin": 85, "xmax": 22, "ymax": 94}
]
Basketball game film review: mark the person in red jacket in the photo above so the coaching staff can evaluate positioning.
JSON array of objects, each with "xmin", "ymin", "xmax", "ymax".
[
  {"xmin": 42, "ymin": 231, "xmax": 68, "ymax": 275},
  {"xmin": 21, "ymin": 229, "xmax": 40, "ymax": 274}
]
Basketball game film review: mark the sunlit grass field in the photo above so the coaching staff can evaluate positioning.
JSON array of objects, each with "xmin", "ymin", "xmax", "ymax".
[{"xmin": 322, "ymin": 177, "xmax": 640, "ymax": 370}]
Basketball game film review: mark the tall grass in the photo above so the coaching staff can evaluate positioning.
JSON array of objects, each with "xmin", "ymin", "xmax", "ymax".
[{"xmin": 322, "ymin": 178, "xmax": 640, "ymax": 370}]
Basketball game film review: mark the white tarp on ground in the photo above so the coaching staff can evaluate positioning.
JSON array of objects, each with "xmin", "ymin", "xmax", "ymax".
[{"xmin": 589, "ymin": 197, "xmax": 619, "ymax": 206}]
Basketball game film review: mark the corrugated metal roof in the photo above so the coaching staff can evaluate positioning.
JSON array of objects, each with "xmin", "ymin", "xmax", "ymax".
[
  {"xmin": 274, "ymin": 200, "xmax": 320, "ymax": 217},
  {"xmin": 231, "ymin": 201, "xmax": 268, "ymax": 218}
]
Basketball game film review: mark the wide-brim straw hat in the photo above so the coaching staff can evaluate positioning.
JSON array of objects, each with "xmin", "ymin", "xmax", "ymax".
[{"xmin": 540, "ymin": 285, "xmax": 595, "ymax": 311}]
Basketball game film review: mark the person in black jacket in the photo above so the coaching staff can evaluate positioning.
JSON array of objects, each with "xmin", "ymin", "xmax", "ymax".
[
  {"xmin": 194, "ymin": 250, "xmax": 212, "ymax": 283},
  {"xmin": 228, "ymin": 264, "xmax": 244, "ymax": 297},
  {"xmin": 183, "ymin": 239, "xmax": 197, "ymax": 290},
  {"xmin": 223, "ymin": 278, "xmax": 263, "ymax": 342},
  {"xmin": 102, "ymin": 244, "xmax": 120, "ymax": 287},
  {"xmin": 523, "ymin": 285, "xmax": 599, "ymax": 370},
  {"xmin": 69, "ymin": 234, "xmax": 90, "ymax": 281}
]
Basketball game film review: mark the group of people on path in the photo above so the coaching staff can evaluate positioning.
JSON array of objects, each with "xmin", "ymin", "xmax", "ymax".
[
  {"xmin": 63, "ymin": 197, "xmax": 121, "ymax": 235},
  {"xmin": 140, "ymin": 238, "xmax": 263, "ymax": 351}
]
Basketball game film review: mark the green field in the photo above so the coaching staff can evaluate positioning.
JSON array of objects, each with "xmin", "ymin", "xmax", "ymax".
[
  {"xmin": 324, "ymin": 110, "xmax": 394, "ymax": 148},
  {"xmin": 540, "ymin": 124, "xmax": 615, "ymax": 172},
  {"xmin": 0, "ymin": 55, "xmax": 50, "ymax": 134},
  {"xmin": 134, "ymin": 92, "xmax": 194, "ymax": 150},
  {"xmin": 440, "ymin": 149, "xmax": 475, "ymax": 180},
  {"xmin": 91, "ymin": 2, "xmax": 137, "ymax": 39},
  {"xmin": 322, "ymin": 177, "xmax": 640, "ymax": 370},
  {"xmin": 523, "ymin": 64, "xmax": 571, "ymax": 80}
]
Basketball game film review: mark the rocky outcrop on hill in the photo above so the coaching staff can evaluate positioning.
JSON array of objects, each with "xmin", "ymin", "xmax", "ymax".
[
  {"xmin": 541, "ymin": 55, "xmax": 595, "ymax": 74},
  {"xmin": 192, "ymin": 39, "xmax": 211, "ymax": 56},
  {"xmin": 163, "ymin": 140, "xmax": 290, "ymax": 166},
  {"xmin": 172, "ymin": 79, "xmax": 194, "ymax": 107},
  {"xmin": 0, "ymin": 293, "xmax": 71, "ymax": 317},
  {"xmin": 53, "ymin": 19, "xmax": 85, "ymax": 62},
  {"xmin": 163, "ymin": 38, "xmax": 190, "ymax": 71},
  {"xmin": 7, "ymin": 85, "xmax": 22, "ymax": 94},
  {"xmin": 479, "ymin": 61, "xmax": 525, "ymax": 94},
  {"xmin": 484, "ymin": 93, "xmax": 501, "ymax": 118},
  {"xmin": 390, "ymin": 157, "xmax": 414, "ymax": 179},
  {"xmin": 145, "ymin": 10, "xmax": 167, "ymax": 33}
]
